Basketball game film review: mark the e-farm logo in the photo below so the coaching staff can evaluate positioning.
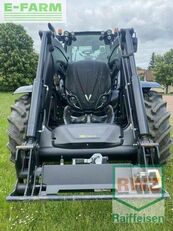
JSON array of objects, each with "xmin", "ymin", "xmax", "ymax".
[{"xmin": 0, "ymin": 0, "xmax": 66, "ymax": 22}]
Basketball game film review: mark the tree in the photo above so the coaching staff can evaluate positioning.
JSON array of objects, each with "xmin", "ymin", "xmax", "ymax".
[
  {"xmin": 0, "ymin": 23, "xmax": 38, "ymax": 91},
  {"xmin": 136, "ymin": 66, "xmax": 145, "ymax": 80},
  {"xmin": 153, "ymin": 49, "xmax": 173, "ymax": 94},
  {"xmin": 148, "ymin": 52, "xmax": 155, "ymax": 70}
]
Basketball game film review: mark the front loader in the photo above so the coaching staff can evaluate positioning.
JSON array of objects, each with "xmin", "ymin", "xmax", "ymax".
[{"xmin": 7, "ymin": 24, "xmax": 171, "ymax": 201}]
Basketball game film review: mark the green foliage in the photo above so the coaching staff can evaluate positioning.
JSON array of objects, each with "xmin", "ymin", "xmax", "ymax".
[
  {"xmin": 148, "ymin": 52, "xmax": 155, "ymax": 70},
  {"xmin": 153, "ymin": 49, "xmax": 173, "ymax": 92},
  {"xmin": 0, "ymin": 23, "xmax": 38, "ymax": 91}
]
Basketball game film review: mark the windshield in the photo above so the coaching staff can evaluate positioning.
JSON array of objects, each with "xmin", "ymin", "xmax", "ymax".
[{"xmin": 67, "ymin": 34, "xmax": 110, "ymax": 63}]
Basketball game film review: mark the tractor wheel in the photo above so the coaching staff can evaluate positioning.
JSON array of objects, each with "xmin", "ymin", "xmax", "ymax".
[
  {"xmin": 7, "ymin": 94, "xmax": 31, "ymax": 162},
  {"xmin": 143, "ymin": 90, "xmax": 172, "ymax": 164}
]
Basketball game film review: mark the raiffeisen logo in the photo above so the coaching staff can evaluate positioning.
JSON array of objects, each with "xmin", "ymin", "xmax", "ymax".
[
  {"xmin": 0, "ymin": 0, "xmax": 66, "ymax": 22},
  {"xmin": 112, "ymin": 165, "xmax": 167, "ymax": 223},
  {"xmin": 117, "ymin": 168, "xmax": 162, "ymax": 195}
]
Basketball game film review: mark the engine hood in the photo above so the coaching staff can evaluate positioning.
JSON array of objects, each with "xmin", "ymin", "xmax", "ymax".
[{"xmin": 65, "ymin": 60, "xmax": 111, "ymax": 110}]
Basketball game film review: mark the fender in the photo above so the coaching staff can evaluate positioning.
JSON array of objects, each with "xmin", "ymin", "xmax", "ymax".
[
  {"xmin": 140, "ymin": 81, "xmax": 161, "ymax": 89},
  {"xmin": 14, "ymin": 85, "xmax": 33, "ymax": 94},
  {"xmin": 13, "ymin": 81, "xmax": 161, "ymax": 94}
]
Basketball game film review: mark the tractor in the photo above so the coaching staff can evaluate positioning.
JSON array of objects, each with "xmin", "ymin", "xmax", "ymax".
[{"xmin": 7, "ymin": 24, "xmax": 171, "ymax": 200}]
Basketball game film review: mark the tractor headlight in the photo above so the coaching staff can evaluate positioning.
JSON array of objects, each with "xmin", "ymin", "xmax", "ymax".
[
  {"xmin": 107, "ymin": 29, "xmax": 112, "ymax": 36},
  {"xmin": 66, "ymin": 93, "xmax": 80, "ymax": 109},
  {"xmin": 96, "ymin": 95, "xmax": 108, "ymax": 109},
  {"xmin": 96, "ymin": 90, "xmax": 111, "ymax": 110},
  {"xmin": 101, "ymin": 95, "xmax": 108, "ymax": 103},
  {"xmin": 64, "ymin": 31, "xmax": 69, "ymax": 37},
  {"xmin": 69, "ymin": 96, "xmax": 80, "ymax": 109},
  {"xmin": 70, "ymin": 96, "xmax": 77, "ymax": 105}
]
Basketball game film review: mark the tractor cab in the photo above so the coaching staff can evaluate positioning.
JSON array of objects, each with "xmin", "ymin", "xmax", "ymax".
[
  {"xmin": 66, "ymin": 31, "xmax": 110, "ymax": 63},
  {"xmin": 52, "ymin": 30, "xmax": 120, "ymax": 124}
]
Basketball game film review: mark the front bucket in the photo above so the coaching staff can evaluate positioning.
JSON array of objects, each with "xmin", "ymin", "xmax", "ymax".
[{"xmin": 7, "ymin": 164, "xmax": 170, "ymax": 201}]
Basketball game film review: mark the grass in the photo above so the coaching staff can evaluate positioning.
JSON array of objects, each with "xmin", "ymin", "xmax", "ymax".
[{"xmin": 0, "ymin": 92, "xmax": 173, "ymax": 231}]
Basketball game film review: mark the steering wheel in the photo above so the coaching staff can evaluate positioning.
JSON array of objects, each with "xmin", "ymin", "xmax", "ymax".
[{"xmin": 79, "ymin": 50, "xmax": 95, "ymax": 60}]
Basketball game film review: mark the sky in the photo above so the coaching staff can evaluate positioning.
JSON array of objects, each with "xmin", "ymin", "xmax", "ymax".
[{"xmin": 22, "ymin": 0, "xmax": 173, "ymax": 68}]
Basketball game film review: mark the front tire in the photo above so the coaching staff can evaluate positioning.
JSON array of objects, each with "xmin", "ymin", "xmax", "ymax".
[
  {"xmin": 7, "ymin": 94, "xmax": 30, "ymax": 162},
  {"xmin": 144, "ymin": 91, "xmax": 172, "ymax": 164}
]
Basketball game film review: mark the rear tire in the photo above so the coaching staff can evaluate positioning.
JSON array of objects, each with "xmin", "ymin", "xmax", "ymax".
[
  {"xmin": 7, "ymin": 94, "xmax": 30, "ymax": 162},
  {"xmin": 143, "ymin": 91, "xmax": 172, "ymax": 164}
]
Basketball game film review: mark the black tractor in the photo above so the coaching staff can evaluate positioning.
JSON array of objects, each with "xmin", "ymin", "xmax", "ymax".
[{"xmin": 7, "ymin": 24, "xmax": 171, "ymax": 200}]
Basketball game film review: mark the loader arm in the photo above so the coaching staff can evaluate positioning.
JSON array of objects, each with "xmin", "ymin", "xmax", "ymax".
[
  {"xmin": 26, "ymin": 31, "xmax": 68, "ymax": 141},
  {"xmin": 108, "ymin": 29, "xmax": 160, "ymax": 165},
  {"xmin": 109, "ymin": 29, "xmax": 149, "ymax": 138}
]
